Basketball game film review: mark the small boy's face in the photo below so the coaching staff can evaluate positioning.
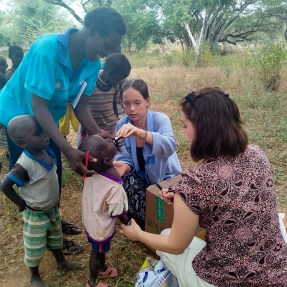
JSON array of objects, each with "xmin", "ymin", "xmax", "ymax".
[
  {"xmin": 101, "ymin": 137, "xmax": 117, "ymax": 159},
  {"xmin": 86, "ymin": 137, "xmax": 117, "ymax": 171},
  {"xmin": 21, "ymin": 120, "xmax": 50, "ymax": 151}
]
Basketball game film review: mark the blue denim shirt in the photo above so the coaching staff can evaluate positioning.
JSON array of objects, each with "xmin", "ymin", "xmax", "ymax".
[{"xmin": 115, "ymin": 110, "xmax": 182, "ymax": 184}]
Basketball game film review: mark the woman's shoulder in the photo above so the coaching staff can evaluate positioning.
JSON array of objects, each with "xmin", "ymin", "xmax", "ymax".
[
  {"xmin": 191, "ymin": 144, "xmax": 271, "ymax": 181},
  {"xmin": 148, "ymin": 110, "xmax": 171, "ymax": 124},
  {"xmin": 27, "ymin": 33, "xmax": 59, "ymax": 60},
  {"xmin": 240, "ymin": 144, "xmax": 270, "ymax": 165},
  {"xmin": 246, "ymin": 143, "xmax": 265, "ymax": 155}
]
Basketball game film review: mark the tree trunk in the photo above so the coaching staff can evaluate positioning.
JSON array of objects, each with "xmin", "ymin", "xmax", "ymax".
[
  {"xmin": 184, "ymin": 23, "xmax": 198, "ymax": 55},
  {"xmin": 128, "ymin": 37, "xmax": 132, "ymax": 53}
]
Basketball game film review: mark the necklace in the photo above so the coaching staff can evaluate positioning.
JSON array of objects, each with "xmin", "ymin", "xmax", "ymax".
[
  {"xmin": 96, "ymin": 75, "xmax": 112, "ymax": 92},
  {"xmin": 98, "ymin": 75, "xmax": 109, "ymax": 86}
]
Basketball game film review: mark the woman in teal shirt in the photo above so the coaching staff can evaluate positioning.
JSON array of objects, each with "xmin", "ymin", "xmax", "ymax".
[
  {"xmin": 0, "ymin": 7, "xmax": 126, "ymax": 176},
  {"xmin": 0, "ymin": 7, "xmax": 126, "ymax": 256}
]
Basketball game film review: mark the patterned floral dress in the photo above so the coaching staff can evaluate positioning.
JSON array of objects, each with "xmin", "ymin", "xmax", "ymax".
[{"xmin": 172, "ymin": 144, "xmax": 287, "ymax": 287}]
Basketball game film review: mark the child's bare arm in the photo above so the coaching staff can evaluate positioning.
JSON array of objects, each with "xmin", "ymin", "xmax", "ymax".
[{"xmin": 1, "ymin": 164, "xmax": 29, "ymax": 212}]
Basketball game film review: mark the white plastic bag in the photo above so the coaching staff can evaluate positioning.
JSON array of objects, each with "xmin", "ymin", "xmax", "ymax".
[{"xmin": 135, "ymin": 257, "xmax": 179, "ymax": 287}]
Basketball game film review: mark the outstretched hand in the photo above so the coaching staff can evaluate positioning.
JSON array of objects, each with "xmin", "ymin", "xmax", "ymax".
[
  {"xmin": 119, "ymin": 219, "xmax": 142, "ymax": 241},
  {"xmin": 113, "ymin": 161, "xmax": 130, "ymax": 177},
  {"xmin": 65, "ymin": 148, "xmax": 97, "ymax": 176}
]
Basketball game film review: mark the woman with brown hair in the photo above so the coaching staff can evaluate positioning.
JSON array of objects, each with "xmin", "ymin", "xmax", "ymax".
[
  {"xmin": 120, "ymin": 87, "xmax": 287, "ymax": 287},
  {"xmin": 114, "ymin": 79, "xmax": 181, "ymax": 229}
]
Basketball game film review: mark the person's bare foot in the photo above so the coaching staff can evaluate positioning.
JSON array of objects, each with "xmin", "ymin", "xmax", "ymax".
[
  {"xmin": 57, "ymin": 261, "xmax": 84, "ymax": 273},
  {"xmin": 29, "ymin": 277, "xmax": 48, "ymax": 287}
]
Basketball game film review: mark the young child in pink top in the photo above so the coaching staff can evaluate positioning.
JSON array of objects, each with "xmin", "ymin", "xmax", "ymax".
[{"xmin": 78, "ymin": 135, "xmax": 129, "ymax": 287}]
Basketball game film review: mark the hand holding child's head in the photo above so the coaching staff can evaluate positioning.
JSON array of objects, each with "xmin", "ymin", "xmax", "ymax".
[{"xmin": 78, "ymin": 135, "xmax": 117, "ymax": 172}]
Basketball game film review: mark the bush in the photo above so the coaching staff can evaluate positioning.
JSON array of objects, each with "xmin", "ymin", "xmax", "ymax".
[
  {"xmin": 256, "ymin": 44, "xmax": 287, "ymax": 91},
  {"xmin": 196, "ymin": 42, "xmax": 214, "ymax": 67},
  {"xmin": 180, "ymin": 49, "xmax": 195, "ymax": 67}
]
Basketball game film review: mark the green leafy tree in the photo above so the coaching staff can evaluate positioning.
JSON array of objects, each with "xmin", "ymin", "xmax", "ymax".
[
  {"xmin": 113, "ymin": 0, "xmax": 161, "ymax": 52},
  {"xmin": 44, "ymin": 0, "xmax": 113, "ymax": 23},
  {"xmin": 0, "ymin": 11, "xmax": 12, "ymax": 47},
  {"xmin": 159, "ymin": 0, "xmax": 285, "ymax": 55},
  {"xmin": 0, "ymin": 0, "xmax": 71, "ymax": 46},
  {"xmin": 15, "ymin": 0, "xmax": 70, "ymax": 44},
  {"xmin": 35, "ymin": 0, "xmax": 286, "ymax": 54}
]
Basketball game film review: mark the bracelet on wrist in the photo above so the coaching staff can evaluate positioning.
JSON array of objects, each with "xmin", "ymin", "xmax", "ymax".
[{"xmin": 141, "ymin": 130, "xmax": 147, "ymax": 140}]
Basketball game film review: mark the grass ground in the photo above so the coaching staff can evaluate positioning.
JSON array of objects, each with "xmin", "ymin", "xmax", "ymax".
[{"xmin": 0, "ymin": 53, "xmax": 286, "ymax": 286}]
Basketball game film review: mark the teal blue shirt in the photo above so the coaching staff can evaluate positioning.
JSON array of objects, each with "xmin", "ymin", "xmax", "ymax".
[{"xmin": 0, "ymin": 29, "xmax": 101, "ymax": 126}]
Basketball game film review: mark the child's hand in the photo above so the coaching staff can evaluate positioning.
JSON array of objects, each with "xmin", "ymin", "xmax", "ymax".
[
  {"xmin": 159, "ymin": 189, "xmax": 174, "ymax": 205},
  {"xmin": 119, "ymin": 219, "xmax": 141, "ymax": 241},
  {"xmin": 18, "ymin": 200, "xmax": 27, "ymax": 212},
  {"xmin": 113, "ymin": 161, "xmax": 131, "ymax": 177}
]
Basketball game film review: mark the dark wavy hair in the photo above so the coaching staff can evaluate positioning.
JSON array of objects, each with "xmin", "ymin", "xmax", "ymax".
[{"xmin": 180, "ymin": 87, "xmax": 248, "ymax": 162}]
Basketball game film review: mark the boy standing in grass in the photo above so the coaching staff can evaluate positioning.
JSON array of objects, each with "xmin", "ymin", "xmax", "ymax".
[{"xmin": 0, "ymin": 115, "xmax": 82, "ymax": 287}]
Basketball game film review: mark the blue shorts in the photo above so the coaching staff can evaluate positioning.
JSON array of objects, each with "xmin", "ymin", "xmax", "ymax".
[{"xmin": 91, "ymin": 241, "xmax": 110, "ymax": 253}]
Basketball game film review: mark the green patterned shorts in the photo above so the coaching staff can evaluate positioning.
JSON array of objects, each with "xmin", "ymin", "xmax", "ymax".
[{"xmin": 22, "ymin": 206, "xmax": 63, "ymax": 267}]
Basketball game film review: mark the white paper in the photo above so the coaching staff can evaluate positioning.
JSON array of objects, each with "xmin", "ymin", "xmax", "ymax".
[{"xmin": 72, "ymin": 81, "xmax": 87, "ymax": 108}]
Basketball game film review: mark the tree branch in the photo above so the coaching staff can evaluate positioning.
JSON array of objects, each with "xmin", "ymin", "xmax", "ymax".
[{"xmin": 44, "ymin": 0, "xmax": 83, "ymax": 23}]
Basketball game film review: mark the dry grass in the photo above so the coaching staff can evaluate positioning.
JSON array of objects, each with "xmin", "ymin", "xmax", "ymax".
[{"xmin": 0, "ymin": 54, "xmax": 287, "ymax": 286}]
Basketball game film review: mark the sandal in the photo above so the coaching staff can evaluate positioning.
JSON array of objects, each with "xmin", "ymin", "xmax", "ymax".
[
  {"xmin": 62, "ymin": 239, "xmax": 84, "ymax": 255},
  {"xmin": 62, "ymin": 221, "xmax": 82, "ymax": 235},
  {"xmin": 86, "ymin": 281, "xmax": 109, "ymax": 287},
  {"xmin": 98, "ymin": 266, "xmax": 118, "ymax": 279}
]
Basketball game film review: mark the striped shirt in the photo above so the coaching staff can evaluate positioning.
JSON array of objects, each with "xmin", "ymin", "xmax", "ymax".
[{"xmin": 89, "ymin": 87, "xmax": 118, "ymax": 133}]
